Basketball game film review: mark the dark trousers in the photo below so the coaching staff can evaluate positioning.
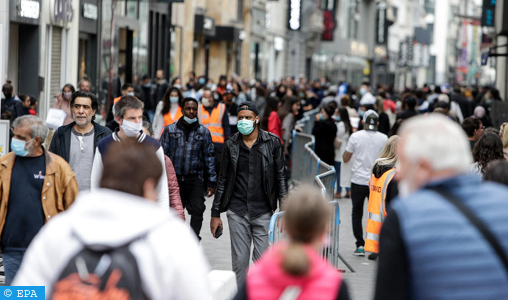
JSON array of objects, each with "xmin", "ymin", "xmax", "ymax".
[
  {"xmin": 178, "ymin": 180, "xmax": 206, "ymax": 240},
  {"xmin": 351, "ymin": 183, "xmax": 370, "ymax": 247},
  {"xmin": 214, "ymin": 143, "xmax": 223, "ymax": 177}
]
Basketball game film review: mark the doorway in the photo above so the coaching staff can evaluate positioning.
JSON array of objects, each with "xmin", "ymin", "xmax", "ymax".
[{"xmin": 118, "ymin": 28, "xmax": 133, "ymax": 85}]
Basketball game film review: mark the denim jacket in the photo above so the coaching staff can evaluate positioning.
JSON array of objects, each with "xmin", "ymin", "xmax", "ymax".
[{"xmin": 160, "ymin": 118, "xmax": 217, "ymax": 187}]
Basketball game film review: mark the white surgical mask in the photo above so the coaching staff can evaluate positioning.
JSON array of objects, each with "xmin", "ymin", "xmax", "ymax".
[
  {"xmin": 127, "ymin": 92, "xmax": 135, "ymax": 96},
  {"xmin": 121, "ymin": 119, "xmax": 142, "ymax": 137},
  {"xmin": 202, "ymin": 98, "xmax": 211, "ymax": 107}
]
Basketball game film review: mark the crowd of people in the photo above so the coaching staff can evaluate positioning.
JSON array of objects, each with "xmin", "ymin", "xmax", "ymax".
[{"xmin": 1, "ymin": 71, "xmax": 508, "ymax": 299}]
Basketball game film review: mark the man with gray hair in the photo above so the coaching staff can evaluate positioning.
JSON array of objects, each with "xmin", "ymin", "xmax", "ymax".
[
  {"xmin": 90, "ymin": 96, "xmax": 170, "ymax": 212},
  {"xmin": 375, "ymin": 115, "xmax": 508, "ymax": 300},
  {"xmin": 0, "ymin": 115, "xmax": 78, "ymax": 285}
]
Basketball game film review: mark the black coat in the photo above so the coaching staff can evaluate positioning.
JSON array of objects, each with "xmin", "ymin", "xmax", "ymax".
[
  {"xmin": 312, "ymin": 118, "xmax": 338, "ymax": 166},
  {"xmin": 48, "ymin": 121, "xmax": 113, "ymax": 162},
  {"xmin": 212, "ymin": 129, "xmax": 287, "ymax": 217}
]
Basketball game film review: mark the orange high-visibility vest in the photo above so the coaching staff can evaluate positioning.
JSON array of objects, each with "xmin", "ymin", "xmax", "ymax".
[
  {"xmin": 198, "ymin": 103, "xmax": 226, "ymax": 144},
  {"xmin": 163, "ymin": 108, "xmax": 183, "ymax": 127},
  {"xmin": 365, "ymin": 168, "xmax": 396, "ymax": 253}
]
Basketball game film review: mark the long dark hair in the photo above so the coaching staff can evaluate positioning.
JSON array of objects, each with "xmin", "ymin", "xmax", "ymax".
[
  {"xmin": 278, "ymin": 96, "xmax": 300, "ymax": 121},
  {"xmin": 472, "ymin": 132, "xmax": 505, "ymax": 174},
  {"xmin": 338, "ymin": 108, "xmax": 352, "ymax": 135},
  {"xmin": 261, "ymin": 97, "xmax": 280, "ymax": 130},
  {"xmin": 162, "ymin": 87, "xmax": 183, "ymax": 115}
]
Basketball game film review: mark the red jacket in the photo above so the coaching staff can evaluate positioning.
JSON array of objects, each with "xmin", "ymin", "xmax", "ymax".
[
  {"xmin": 164, "ymin": 156, "xmax": 185, "ymax": 220},
  {"xmin": 268, "ymin": 111, "xmax": 283, "ymax": 143},
  {"xmin": 247, "ymin": 243, "xmax": 342, "ymax": 300}
]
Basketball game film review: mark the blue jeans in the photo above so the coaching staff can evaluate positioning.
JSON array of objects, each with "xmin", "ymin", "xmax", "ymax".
[
  {"xmin": 147, "ymin": 109, "xmax": 155, "ymax": 123},
  {"xmin": 3, "ymin": 250, "xmax": 26, "ymax": 285},
  {"xmin": 334, "ymin": 161, "xmax": 351, "ymax": 194}
]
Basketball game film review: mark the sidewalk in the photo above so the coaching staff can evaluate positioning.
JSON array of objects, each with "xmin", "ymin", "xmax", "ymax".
[{"xmin": 194, "ymin": 195, "xmax": 377, "ymax": 300}]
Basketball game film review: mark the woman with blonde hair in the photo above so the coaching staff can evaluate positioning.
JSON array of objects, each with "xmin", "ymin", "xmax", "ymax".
[
  {"xmin": 235, "ymin": 185, "xmax": 350, "ymax": 300},
  {"xmin": 365, "ymin": 135, "xmax": 400, "ymax": 260}
]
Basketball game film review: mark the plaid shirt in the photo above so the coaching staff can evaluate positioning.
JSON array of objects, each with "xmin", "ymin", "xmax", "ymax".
[{"xmin": 160, "ymin": 119, "xmax": 217, "ymax": 185}]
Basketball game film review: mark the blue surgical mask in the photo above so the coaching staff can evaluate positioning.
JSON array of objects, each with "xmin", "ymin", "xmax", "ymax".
[
  {"xmin": 170, "ymin": 97, "xmax": 179, "ymax": 104},
  {"xmin": 299, "ymin": 92, "xmax": 305, "ymax": 98},
  {"xmin": 11, "ymin": 138, "xmax": 32, "ymax": 157},
  {"xmin": 332, "ymin": 115, "xmax": 341, "ymax": 122},
  {"xmin": 237, "ymin": 119, "xmax": 256, "ymax": 135},
  {"xmin": 143, "ymin": 83, "xmax": 151, "ymax": 88},
  {"xmin": 358, "ymin": 108, "xmax": 365, "ymax": 118},
  {"xmin": 206, "ymin": 83, "xmax": 213, "ymax": 89},
  {"xmin": 320, "ymin": 115, "xmax": 326, "ymax": 121},
  {"xmin": 359, "ymin": 88, "xmax": 367, "ymax": 96},
  {"xmin": 183, "ymin": 116, "xmax": 197, "ymax": 124},
  {"xmin": 199, "ymin": 78, "xmax": 206, "ymax": 85}
]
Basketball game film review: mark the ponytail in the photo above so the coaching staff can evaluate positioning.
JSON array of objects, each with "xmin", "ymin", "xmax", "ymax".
[{"xmin": 282, "ymin": 242, "xmax": 310, "ymax": 276}]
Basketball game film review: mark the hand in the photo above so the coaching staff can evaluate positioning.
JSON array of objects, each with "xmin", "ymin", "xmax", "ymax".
[
  {"xmin": 206, "ymin": 187, "xmax": 215, "ymax": 197},
  {"xmin": 315, "ymin": 113, "xmax": 322, "ymax": 121},
  {"xmin": 210, "ymin": 217, "xmax": 223, "ymax": 236}
]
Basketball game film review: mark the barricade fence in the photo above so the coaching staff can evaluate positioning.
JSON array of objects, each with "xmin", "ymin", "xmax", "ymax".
[{"xmin": 270, "ymin": 110, "xmax": 355, "ymax": 272}]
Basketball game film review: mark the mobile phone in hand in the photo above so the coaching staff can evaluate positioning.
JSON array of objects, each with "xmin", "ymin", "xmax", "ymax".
[{"xmin": 214, "ymin": 226, "xmax": 223, "ymax": 239}]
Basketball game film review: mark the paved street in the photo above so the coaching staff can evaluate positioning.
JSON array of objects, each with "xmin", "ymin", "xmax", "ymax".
[{"xmin": 192, "ymin": 193, "xmax": 377, "ymax": 300}]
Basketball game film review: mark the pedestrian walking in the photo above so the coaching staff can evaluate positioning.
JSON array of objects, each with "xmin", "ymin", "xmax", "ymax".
[
  {"xmin": 279, "ymin": 96, "xmax": 301, "ymax": 153},
  {"xmin": 461, "ymin": 117, "xmax": 484, "ymax": 150},
  {"xmin": 234, "ymin": 185, "xmax": 350, "ymax": 300},
  {"xmin": 0, "ymin": 115, "xmax": 78, "ymax": 285},
  {"xmin": 159, "ymin": 97, "xmax": 216, "ymax": 239},
  {"xmin": 90, "ymin": 96, "xmax": 170, "ymax": 211},
  {"xmin": 139, "ymin": 74, "xmax": 156, "ymax": 121},
  {"xmin": 13, "ymin": 143, "xmax": 211, "ymax": 299},
  {"xmin": 54, "ymin": 84, "xmax": 76, "ymax": 126},
  {"xmin": 198, "ymin": 89, "xmax": 231, "ymax": 176},
  {"xmin": 78, "ymin": 77, "xmax": 91, "ymax": 93},
  {"xmin": 313, "ymin": 102, "xmax": 338, "ymax": 166},
  {"xmin": 49, "ymin": 91, "xmax": 112, "ymax": 191},
  {"xmin": 141, "ymin": 121, "xmax": 185, "ymax": 220},
  {"xmin": 261, "ymin": 97, "xmax": 283, "ymax": 140},
  {"xmin": 153, "ymin": 70, "xmax": 170, "ymax": 114},
  {"xmin": 334, "ymin": 108, "xmax": 353, "ymax": 198},
  {"xmin": 224, "ymin": 88, "xmax": 239, "ymax": 134},
  {"xmin": 107, "ymin": 83, "xmax": 135, "ymax": 131},
  {"xmin": 375, "ymin": 114, "xmax": 508, "ymax": 300},
  {"xmin": 210, "ymin": 101, "xmax": 287, "ymax": 284},
  {"xmin": 469, "ymin": 132, "xmax": 505, "ymax": 177},
  {"xmin": 343, "ymin": 110, "xmax": 388, "ymax": 255},
  {"xmin": 365, "ymin": 135, "xmax": 399, "ymax": 260},
  {"xmin": 2, "ymin": 81, "xmax": 25, "ymax": 122},
  {"xmin": 153, "ymin": 87, "xmax": 184, "ymax": 139}
]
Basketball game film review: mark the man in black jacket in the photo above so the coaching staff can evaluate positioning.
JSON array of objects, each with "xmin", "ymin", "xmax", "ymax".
[
  {"xmin": 49, "ymin": 91, "xmax": 112, "ymax": 191},
  {"xmin": 210, "ymin": 101, "xmax": 287, "ymax": 285}
]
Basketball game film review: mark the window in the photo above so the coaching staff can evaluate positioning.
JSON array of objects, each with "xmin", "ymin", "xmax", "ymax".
[{"xmin": 238, "ymin": 0, "xmax": 244, "ymax": 22}]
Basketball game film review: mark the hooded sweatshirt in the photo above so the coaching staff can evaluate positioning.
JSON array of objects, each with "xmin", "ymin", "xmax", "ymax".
[
  {"xmin": 13, "ymin": 189, "xmax": 211, "ymax": 300},
  {"xmin": 372, "ymin": 162, "xmax": 399, "ymax": 208}
]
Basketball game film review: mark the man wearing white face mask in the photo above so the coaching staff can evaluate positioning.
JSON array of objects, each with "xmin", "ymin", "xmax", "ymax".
[
  {"xmin": 90, "ymin": 96, "xmax": 170, "ymax": 212},
  {"xmin": 375, "ymin": 115, "xmax": 508, "ymax": 300},
  {"xmin": 0, "ymin": 115, "xmax": 78, "ymax": 285},
  {"xmin": 198, "ymin": 89, "xmax": 230, "ymax": 175}
]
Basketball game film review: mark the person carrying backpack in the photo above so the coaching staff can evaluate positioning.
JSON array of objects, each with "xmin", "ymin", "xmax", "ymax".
[{"xmin": 12, "ymin": 143, "xmax": 211, "ymax": 299}]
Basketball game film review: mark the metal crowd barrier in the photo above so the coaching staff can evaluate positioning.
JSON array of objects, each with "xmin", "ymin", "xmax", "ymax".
[
  {"xmin": 273, "ymin": 111, "xmax": 355, "ymax": 272},
  {"xmin": 268, "ymin": 201, "xmax": 355, "ymax": 272}
]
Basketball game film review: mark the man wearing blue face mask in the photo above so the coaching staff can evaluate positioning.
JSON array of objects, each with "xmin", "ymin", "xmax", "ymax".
[
  {"xmin": 0, "ymin": 115, "xmax": 78, "ymax": 285},
  {"xmin": 210, "ymin": 101, "xmax": 287, "ymax": 285},
  {"xmin": 160, "ymin": 97, "xmax": 217, "ymax": 240},
  {"xmin": 91, "ymin": 96, "xmax": 170, "ymax": 212}
]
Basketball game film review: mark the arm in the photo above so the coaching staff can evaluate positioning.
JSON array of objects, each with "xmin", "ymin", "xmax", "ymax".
[
  {"xmin": 222, "ymin": 107, "xmax": 231, "ymax": 138},
  {"xmin": 90, "ymin": 149, "xmax": 104, "ymax": 190},
  {"xmin": 156, "ymin": 147, "xmax": 170, "ymax": 213},
  {"xmin": 203, "ymin": 129, "xmax": 217, "ymax": 189},
  {"xmin": 62, "ymin": 171, "xmax": 79, "ymax": 210},
  {"xmin": 342, "ymin": 151, "xmax": 353, "ymax": 163},
  {"xmin": 268, "ymin": 112, "xmax": 282, "ymax": 138},
  {"xmin": 211, "ymin": 142, "xmax": 230, "ymax": 218},
  {"xmin": 374, "ymin": 210, "xmax": 408, "ymax": 300},
  {"xmin": 153, "ymin": 102, "xmax": 164, "ymax": 139},
  {"xmin": 273, "ymin": 137, "xmax": 288, "ymax": 204},
  {"xmin": 164, "ymin": 155, "xmax": 185, "ymax": 220}
]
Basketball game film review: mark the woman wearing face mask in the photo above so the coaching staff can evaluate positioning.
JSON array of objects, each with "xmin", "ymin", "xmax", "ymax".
[
  {"xmin": 312, "ymin": 102, "xmax": 338, "ymax": 166},
  {"xmin": 365, "ymin": 135, "xmax": 400, "ymax": 260},
  {"xmin": 54, "ymin": 84, "xmax": 76, "ymax": 126},
  {"xmin": 279, "ymin": 97, "xmax": 301, "ymax": 153},
  {"xmin": 260, "ymin": 97, "xmax": 283, "ymax": 140},
  {"xmin": 334, "ymin": 108, "xmax": 353, "ymax": 199},
  {"xmin": 234, "ymin": 185, "xmax": 350, "ymax": 300},
  {"xmin": 153, "ymin": 87, "xmax": 184, "ymax": 139}
]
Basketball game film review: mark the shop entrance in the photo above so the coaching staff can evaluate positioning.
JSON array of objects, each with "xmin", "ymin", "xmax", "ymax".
[
  {"xmin": 118, "ymin": 28, "xmax": 133, "ymax": 85},
  {"xmin": 78, "ymin": 33, "xmax": 98, "ymax": 93}
]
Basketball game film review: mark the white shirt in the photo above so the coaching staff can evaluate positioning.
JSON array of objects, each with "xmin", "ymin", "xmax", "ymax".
[
  {"xmin": 360, "ymin": 92, "xmax": 376, "ymax": 105},
  {"xmin": 345, "ymin": 130, "xmax": 388, "ymax": 185}
]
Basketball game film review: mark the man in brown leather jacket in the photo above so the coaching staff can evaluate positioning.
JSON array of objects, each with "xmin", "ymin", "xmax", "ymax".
[{"xmin": 0, "ymin": 115, "xmax": 78, "ymax": 284}]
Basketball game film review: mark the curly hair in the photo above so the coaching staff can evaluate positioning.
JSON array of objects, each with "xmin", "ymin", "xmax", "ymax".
[{"xmin": 472, "ymin": 132, "xmax": 505, "ymax": 174}]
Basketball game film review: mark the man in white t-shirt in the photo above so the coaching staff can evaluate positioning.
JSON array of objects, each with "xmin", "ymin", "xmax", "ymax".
[{"xmin": 343, "ymin": 110, "xmax": 387, "ymax": 256}]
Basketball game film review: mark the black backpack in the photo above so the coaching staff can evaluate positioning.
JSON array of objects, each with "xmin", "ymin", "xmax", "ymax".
[{"xmin": 51, "ymin": 241, "xmax": 145, "ymax": 300}]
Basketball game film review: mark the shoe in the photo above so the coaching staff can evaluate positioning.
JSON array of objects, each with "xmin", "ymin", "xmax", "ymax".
[
  {"xmin": 334, "ymin": 192, "xmax": 342, "ymax": 199},
  {"xmin": 354, "ymin": 246, "xmax": 365, "ymax": 256},
  {"xmin": 368, "ymin": 253, "xmax": 378, "ymax": 260},
  {"xmin": 345, "ymin": 192, "xmax": 351, "ymax": 198}
]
